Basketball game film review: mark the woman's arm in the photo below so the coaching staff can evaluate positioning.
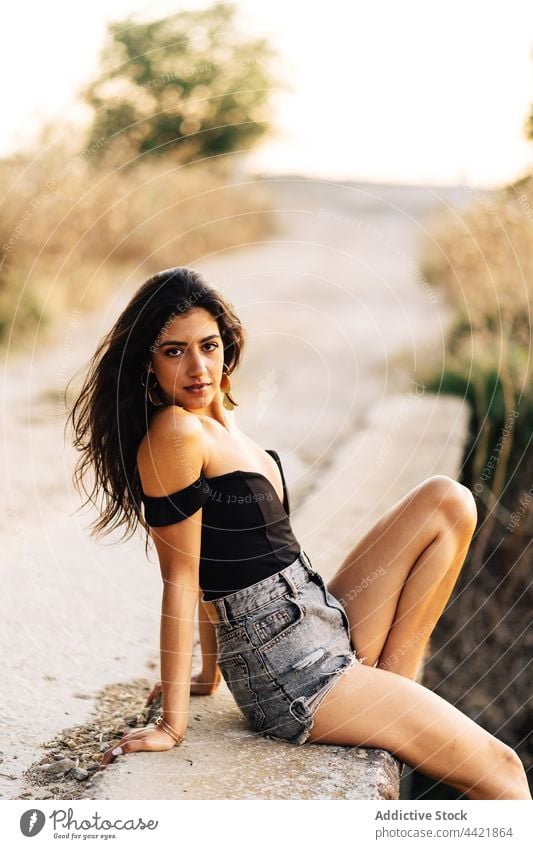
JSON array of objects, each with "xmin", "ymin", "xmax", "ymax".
[
  {"xmin": 100, "ymin": 407, "xmax": 212, "ymax": 764},
  {"xmin": 101, "ymin": 552, "xmax": 200, "ymax": 764},
  {"xmin": 140, "ymin": 409, "xmax": 210, "ymax": 731},
  {"xmin": 194, "ymin": 594, "xmax": 222, "ymax": 693},
  {"xmin": 147, "ymin": 593, "xmax": 221, "ymax": 703},
  {"xmin": 159, "ymin": 568, "xmax": 199, "ymax": 733}
]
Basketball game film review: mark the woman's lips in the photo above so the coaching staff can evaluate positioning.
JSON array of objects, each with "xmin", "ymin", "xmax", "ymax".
[{"xmin": 184, "ymin": 383, "xmax": 211, "ymax": 394}]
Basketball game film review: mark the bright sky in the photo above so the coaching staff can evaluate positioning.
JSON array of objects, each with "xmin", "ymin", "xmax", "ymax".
[{"xmin": 2, "ymin": 0, "xmax": 533, "ymax": 188}]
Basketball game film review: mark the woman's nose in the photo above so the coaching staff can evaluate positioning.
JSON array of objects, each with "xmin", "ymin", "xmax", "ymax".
[{"xmin": 185, "ymin": 349, "xmax": 209, "ymax": 374}]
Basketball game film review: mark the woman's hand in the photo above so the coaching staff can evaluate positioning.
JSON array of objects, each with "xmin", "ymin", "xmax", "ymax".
[
  {"xmin": 145, "ymin": 668, "xmax": 222, "ymax": 705},
  {"xmin": 99, "ymin": 722, "xmax": 178, "ymax": 766},
  {"xmin": 190, "ymin": 668, "xmax": 222, "ymax": 695},
  {"xmin": 101, "ymin": 670, "xmax": 223, "ymax": 766}
]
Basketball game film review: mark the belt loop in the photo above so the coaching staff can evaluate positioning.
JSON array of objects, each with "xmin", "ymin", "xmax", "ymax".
[
  {"xmin": 281, "ymin": 568, "xmax": 299, "ymax": 598},
  {"xmin": 216, "ymin": 597, "xmax": 231, "ymax": 627}
]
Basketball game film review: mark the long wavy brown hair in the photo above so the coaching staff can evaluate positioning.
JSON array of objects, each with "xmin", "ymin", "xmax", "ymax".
[{"xmin": 64, "ymin": 266, "xmax": 246, "ymax": 554}]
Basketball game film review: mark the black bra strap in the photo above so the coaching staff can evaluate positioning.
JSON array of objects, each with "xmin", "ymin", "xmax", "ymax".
[
  {"xmin": 143, "ymin": 477, "xmax": 210, "ymax": 527},
  {"xmin": 265, "ymin": 449, "xmax": 290, "ymax": 515}
]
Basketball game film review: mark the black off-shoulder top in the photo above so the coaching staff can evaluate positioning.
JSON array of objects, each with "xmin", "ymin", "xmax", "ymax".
[{"xmin": 141, "ymin": 449, "xmax": 301, "ymax": 601}]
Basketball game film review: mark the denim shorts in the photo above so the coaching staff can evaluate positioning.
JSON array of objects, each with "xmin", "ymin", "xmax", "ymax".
[{"xmin": 201, "ymin": 550, "xmax": 362, "ymax": 745}]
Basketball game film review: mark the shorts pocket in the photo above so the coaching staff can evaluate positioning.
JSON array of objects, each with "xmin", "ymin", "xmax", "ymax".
[
  {"xmin": 217, "ymin": 654, "xmax": 266, "ymax": 731},
  {"xmin": 309, "ymin": 571, "xmax": 352, "ymax": 638},
  {"xmin": 215, "ymin": 624, "xmax": 247, "ymax": 647},
  {"xmin": 248, "ymin": 596, "xmax": 304, "ymax": 648}
]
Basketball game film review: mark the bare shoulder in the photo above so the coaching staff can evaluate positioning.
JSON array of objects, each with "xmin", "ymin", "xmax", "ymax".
[{"xmin": 137, "ymin": 406, "xmax": 206, "ymax": 496}]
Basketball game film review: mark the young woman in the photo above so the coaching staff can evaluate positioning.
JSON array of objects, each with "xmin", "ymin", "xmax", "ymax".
[{"xmin": 67, "ymin": 266, "xmax": 530, "ymax": 800}]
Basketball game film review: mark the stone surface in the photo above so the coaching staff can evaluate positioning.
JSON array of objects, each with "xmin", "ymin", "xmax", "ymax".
[{"xmin": 84, "ymin": 683, "xmax": 403, "ymax": 800}]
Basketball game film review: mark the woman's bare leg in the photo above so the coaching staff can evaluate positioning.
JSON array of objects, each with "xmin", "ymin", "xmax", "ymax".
[
  {"xmin": 307, "ymin": 662, "xmax": 531, "ymax": 800},
  {"xmin": 311, "ymin": 475, "xmax": 530, "ymax": 798},
  {"xmin": 327, "ymin": 475, "xmax": 477, "ymax": 678}
]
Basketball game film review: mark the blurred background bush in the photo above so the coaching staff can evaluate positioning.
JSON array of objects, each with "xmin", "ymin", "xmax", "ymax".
[{"xmin": 0, "ymin": 1, "xmax": 280, "ymax": 353}]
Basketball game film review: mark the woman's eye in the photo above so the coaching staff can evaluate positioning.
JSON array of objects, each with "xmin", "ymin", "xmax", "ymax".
[{"xmin": 165, "ymin": 343, "xmax": 218, "ymax": 357}]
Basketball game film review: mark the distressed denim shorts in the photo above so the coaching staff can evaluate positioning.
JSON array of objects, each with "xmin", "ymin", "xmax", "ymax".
[{"xmin": 201, "ymin": 550, "xmax": 361, "ymax": 745}]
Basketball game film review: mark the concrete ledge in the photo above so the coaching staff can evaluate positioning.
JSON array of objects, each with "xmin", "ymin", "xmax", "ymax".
[
  {"xmin": 84, "ymin": 686, "xmax": 402, "ymax": 800},
  {"xmin": 83, "ymin": 393, "xmax": 469, "ymax": 800}
]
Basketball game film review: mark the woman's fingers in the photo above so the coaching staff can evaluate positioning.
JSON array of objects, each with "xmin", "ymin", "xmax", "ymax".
[
  {"xmin": 102, "ymin": 732, "xmax": 144, "ymax": 764},
  {"xmin": 100, "ymin": 737, "xmax": 144, "ymax": 765},
  {"xmin": 99, "ymin": 725, "xmax": 177, "ymax": 765},
  {"xmin": 100, "ymin": 743, "xmax": 125, "ymax": 766}
]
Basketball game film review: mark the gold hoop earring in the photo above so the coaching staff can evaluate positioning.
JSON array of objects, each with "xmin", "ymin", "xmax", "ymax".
[
  {"xmin": 220, "ymin": 369, "xmax": 238, "ymax": 410},
  {"xmin": 141, "ymin": 370, "xmax": 164, "ymax": 407},
  {"xmin": 148, "ymin": 386, "xmax": 164, "ymax": 407}
]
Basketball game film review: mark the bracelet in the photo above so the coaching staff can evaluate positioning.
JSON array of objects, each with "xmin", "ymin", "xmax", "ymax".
[{"xmin": 154, "ymin": 715, "xmax": 184, "ymax": 745}]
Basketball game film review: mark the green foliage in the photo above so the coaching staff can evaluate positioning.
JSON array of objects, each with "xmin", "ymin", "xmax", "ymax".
[
  {"xmin": 423, "ymin": 367, "xmax": 473, "ymax": 405},
  {"xmin": 81, "ymin": 2, "xmax": 280, "ymax": 164},
  {"xmin": 431, "ymin": 362, "xmax": 531, "ymax": 499}
]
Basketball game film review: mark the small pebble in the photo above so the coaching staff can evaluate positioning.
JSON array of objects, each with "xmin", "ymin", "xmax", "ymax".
[
  {"xmin": 70, "ymin": 768, "xmax": 89, "ymax": 781},
  {"xmin": 41, "ymin": 758, "xmax": 76, "ymax": 776}
]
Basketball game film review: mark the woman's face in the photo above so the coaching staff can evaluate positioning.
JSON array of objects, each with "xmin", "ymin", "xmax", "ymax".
[{"xmin": 148, "ymin": 307, "xmax": 225, "ymax": 412}]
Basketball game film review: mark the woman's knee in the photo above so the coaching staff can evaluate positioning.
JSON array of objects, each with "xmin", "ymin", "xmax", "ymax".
[
  {"xmin": 422, "ymin": 475, "xmax": 478, "ymax": 534},
  {"xmin": 490, "ymin": 742, "xmax": 530, "ymax": 799},
  {"xmin": 501, "ymin": 744, "xmax": 527, "ymax": 780}
]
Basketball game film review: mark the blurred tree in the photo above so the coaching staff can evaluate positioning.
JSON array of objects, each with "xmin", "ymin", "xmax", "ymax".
[{"xmin": 80, "ymin": 1, "xmax": 280, "ymax": 164}]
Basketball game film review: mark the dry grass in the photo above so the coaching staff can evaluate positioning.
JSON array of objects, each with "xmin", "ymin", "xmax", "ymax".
[
  {"xmin": 0, "ymin": 130, "xmax": 276, "ymax": 352},
  {"xmin": 417, "ymin": 179, "xmax": 533, "ymax": 790},
  {"xmin": 422, "ymin": 182, "xmax": 531, "ymax": 374},
  {"xmin": 420, "ymin": 181, "xmax": 532, "ymax": 569}
]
